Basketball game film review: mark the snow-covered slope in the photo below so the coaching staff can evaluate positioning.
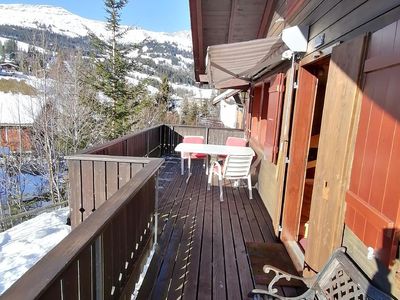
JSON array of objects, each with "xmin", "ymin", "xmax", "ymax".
[
  {"xmin": 0, "ymin": 207, "xmax": 70, "ymax": 295},
  {"xmin": 0, "ymin": 4, "xmax": 214, "ymax": 103},
  {"xmin": 0, "ymin": 4, "xmax": 192, "ymax": 51}
]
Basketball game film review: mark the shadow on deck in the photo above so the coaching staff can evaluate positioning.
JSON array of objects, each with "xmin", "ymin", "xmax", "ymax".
[{"xmin": 138, "ymin": 158, "xmax": 294, "ymax": 300}]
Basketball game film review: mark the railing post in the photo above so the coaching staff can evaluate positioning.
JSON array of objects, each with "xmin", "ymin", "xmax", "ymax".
[
  {"xmin": 205, "ymin": 127, "xmax": 209, "ymax": 144},
  {"xmin": 159, "ymin": 125, "xmax": 163, "ymax": 156},
  {"xmin": 146, "ymin": 131, "xmax": 150, "ymax": 157},
  {"xmin": 94, "ymin": 236, "xmax": 104, "ymax": 300},
  {"xmin": 171, "ymin": 126, "xmax": 175, "ymax": 155},
  {"xmin": 154, "ymin": 171, "xmax": 159, "ymax": 245}
]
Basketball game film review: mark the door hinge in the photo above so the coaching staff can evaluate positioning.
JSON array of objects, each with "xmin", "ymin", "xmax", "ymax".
[
  {"xmin": 293, "ymin": 82, "xmax": 298, "ymax": 89},
  {"xmin": 278, "ymin": 225, "xmax": 283, "ymax": 232},
  {"xmin": 285, "ymin": 157, "xmax": 290, "ymax": 164}
]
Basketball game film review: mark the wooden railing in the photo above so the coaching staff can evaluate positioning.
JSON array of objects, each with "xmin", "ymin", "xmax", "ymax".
[
  {"xmin": 2, "ymin": 124, "xmax": 244, "ymax": 299},
  {"xmin": 162, "ymin": 124, "xmax": 245, "ymax": 154},
  {"xmin": 67, "ymin": 154, "xmax": 156, "ymax": 228},
  {"xmin": 83, "ymin": 125, "xmax": 163, "ymax": 157},
  {"xmin": 2, "ymin": 157, "xmax": 163, "ymax": 300},
  {"xmin": 82, "ymin": 124, "xmax": 245, "ymax": 157}
]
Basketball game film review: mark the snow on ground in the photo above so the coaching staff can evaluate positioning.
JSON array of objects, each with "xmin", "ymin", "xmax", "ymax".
[
  {"xmin": 0, "ymin": 207, "xmax": 70, "ymax": 295},
  {"xmin": 0, "ymin": 37, "xmax": 46, "ymax": 54}
]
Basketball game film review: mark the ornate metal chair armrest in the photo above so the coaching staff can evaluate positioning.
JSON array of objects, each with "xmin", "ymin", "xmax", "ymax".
[
  {"xmin": 249, "ymin": 288, "xmax": 317, "ymax": 300},
  {"xmin": 250, "ymin": 288, "xmax": 289, "ymax": 300},
  {"xmin": 262, "ymin": 265, "xmax": 315, "ymax": 294}
]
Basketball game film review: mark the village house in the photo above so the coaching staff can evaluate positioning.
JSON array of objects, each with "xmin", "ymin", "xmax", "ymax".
[{"xmin": 0, "ymin": 62, "xmax": 19, "ymax": 76}]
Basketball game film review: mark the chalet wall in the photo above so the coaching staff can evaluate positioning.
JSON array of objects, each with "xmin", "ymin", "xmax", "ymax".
[
  {"xmin": 0, "ymin": 126, "xmax": 32, "ymax": 152},
  {"xmin": 250, "ymin": 141, "xmax": 279, "ymax": 227},
  {"xmin": 250, "ymin": 67, "xmax": 294, "ymax": 235},
  {"xmin": 267, "ymin": 0, "xmax": 400, "ymax": 57},
  {"xmin": 343, "ymin": 227, "xmax": 400, "ymax": 298}
]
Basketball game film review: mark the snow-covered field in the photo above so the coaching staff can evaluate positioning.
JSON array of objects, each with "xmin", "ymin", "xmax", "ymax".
[{"xmin": 0, "ymin": 207, "xmax": 70, "ymax": 295}]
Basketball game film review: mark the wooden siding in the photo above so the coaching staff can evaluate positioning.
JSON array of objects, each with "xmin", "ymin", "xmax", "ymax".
[
  {"xmin": 305, "ymin": 34, "xmax": 367, "ymax": 271},
  {"xmin": 266, "ymin": 0, "xmax": 400, "ymax": 57},
  {"xmin": 345, "ymin": 20, "xmax": 400, "ymax": 266},
  {"xmin": 0, "ymin": 126, "xmax": 32, "ymax": 152},
  {"xmin": 250, "ymin": 67, "xmax": 293, "ymax": 236},
  {"xmin": 343, "ymin": 226, "xmax": 400, "ymax": 297}
]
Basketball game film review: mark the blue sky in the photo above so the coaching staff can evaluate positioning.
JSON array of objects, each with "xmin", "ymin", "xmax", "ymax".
[{"xmin": 1, "ymin": 0, "xmax": 191, "ymax": 32}]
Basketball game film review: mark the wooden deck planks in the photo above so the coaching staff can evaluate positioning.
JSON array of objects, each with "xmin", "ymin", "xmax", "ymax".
[{"xmin": 140, "ymin": 159, "xmax": 281, "ymax": 300}]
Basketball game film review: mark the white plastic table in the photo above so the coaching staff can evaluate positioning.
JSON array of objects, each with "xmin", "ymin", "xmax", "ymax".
[{"xmin": 175, "ymin": 143, "xmax": 255, "ymax": 182}]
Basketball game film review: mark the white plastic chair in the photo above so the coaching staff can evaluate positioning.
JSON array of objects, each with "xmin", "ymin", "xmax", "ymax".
[
  {"xmin": 180, "ymin": 136, "xmax": 208, "ymax": 176},
  {"xmin": 208, "ymin": 154, "xmax": 253, "ymax": 201},
  {"xmin": 217, "ymin": 137, "xmax": 247, "ymax": 161}
]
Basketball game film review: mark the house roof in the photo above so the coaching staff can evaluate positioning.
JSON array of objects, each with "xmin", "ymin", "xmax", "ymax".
[
  {"xmin": 0, "ymin": 62, "xmax": 19, "ymax": 69},
  {"xmin": 189, "ymin": 0, "xmax": 276, "ymax": 81},
  {"xmin": 206, "ymin": 36, "xmax": 285, "ymax": 88}
]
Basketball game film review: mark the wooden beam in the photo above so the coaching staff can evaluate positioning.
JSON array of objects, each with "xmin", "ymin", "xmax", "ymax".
[
  {"xmin": 257, "ymin": 0, "xmax": 277, "ymax": 38},
  {"xmin": 227, "ymin": 0, "xmax": 238, "ymax": 43},
  {"xmin": 189, "ymin": 0, "xmax": 204, "ymax": 81}
]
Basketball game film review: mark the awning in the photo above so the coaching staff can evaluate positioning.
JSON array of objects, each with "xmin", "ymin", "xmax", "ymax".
[
  {"xmin": 206, "ymin": 36, "xmax": 286, "ymax": 88},
  {"xmin": 212, "ymin": 89, "xmax": 241, "ymax": 105}
]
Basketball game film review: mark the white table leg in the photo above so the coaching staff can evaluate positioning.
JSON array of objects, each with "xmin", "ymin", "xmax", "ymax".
[{"xmin": 186, "ymin": 156, "xmax": 192, "ymax": 183}]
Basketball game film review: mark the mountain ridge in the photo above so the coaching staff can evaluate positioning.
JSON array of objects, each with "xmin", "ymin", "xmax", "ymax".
[
  {"xmin": 0, "ymin": 4, "xmax": 192, "ymax": 51},
  {"xmin": 0, "ymin": 4, "xmax": 209, "ymax": 97}
]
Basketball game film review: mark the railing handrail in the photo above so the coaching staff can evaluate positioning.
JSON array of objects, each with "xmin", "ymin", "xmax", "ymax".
[
  {"xmin": 65, "ymin": 154, "xmax": 154, "ymax": 164},
  {"xmin": 2, "ymin": 157, "xmax": 164, "ymax": 299},
  {"xmin": 165, "ymin": 124, "xmax": 244, "ymax": 132}
]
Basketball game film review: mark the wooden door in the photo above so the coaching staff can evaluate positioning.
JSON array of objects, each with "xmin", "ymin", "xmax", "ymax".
[
  {"xmin": 305, "ymin": 34, "xmax": 368, "ymax": 271},
  {"xmin": 345, "ymin": 21, "xmax": 400, "ymax": 266},
  {"xmin": 281, "ymin": 67, "xmax": 318, "ymax": 242}
]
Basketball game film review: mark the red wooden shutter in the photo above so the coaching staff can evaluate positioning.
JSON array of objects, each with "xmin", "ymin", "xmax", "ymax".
[
  {"xmin": 250, "ymin": 85, "xmax": 262, "ymax": 140},
  {"xmin": 264, "ymin": 73, "xmax": 285, "ymax": 163},
  {"xmin": 259, "ymin": 82, "xmax": 270, "ymax": 145},
  {"xmin": 345, "ymin": 21, "xmax": 400, "ymax": 265}
]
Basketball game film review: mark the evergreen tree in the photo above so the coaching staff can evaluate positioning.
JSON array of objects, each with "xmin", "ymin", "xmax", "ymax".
[
  {"xmin": 4, "ymin": 39, "xmax": 17, "ymax": 54},
  {"xmin": 188, "ymin": 101, "xmax": 199, "ymax": 125},
  {"xmin": 200, "ymin": 99, "xmax": 209, "ymax": 117},
  {"xmin": 180, "ymin": 98, "xmax": 190, "ymax": 124},
  {"xmin": 0, "ymin": 43, "xmax": 4, "ymax": 62},
  {"xmin": 155, "ymin": 75, "xmax": 172, "ymax": 109},
  {"xmin": 86, "ymin": 0, "xmax": 138, "ymax": 139}
]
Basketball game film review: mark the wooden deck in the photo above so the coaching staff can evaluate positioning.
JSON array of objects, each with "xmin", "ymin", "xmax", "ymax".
[{"xmin": 138, "ymin": 158, "xmax": 297, "ymax": 299}]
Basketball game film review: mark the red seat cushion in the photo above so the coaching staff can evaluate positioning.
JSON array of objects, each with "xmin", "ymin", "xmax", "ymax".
[{"xmin": 191, "ymin": 153, "xmax": 206, "ymax": 159}]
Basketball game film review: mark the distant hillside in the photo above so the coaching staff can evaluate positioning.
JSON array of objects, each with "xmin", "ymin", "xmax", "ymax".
[
  {"xmin": 0, "ymin": 4, "xmax": 204, "ymax": 95},
  {"xmin": 0, "ymin": 78, "xmax": 36, "ymax": 95}
]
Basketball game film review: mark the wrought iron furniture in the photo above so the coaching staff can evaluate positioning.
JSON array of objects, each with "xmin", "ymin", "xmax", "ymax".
[{"xmin": 250, "ymin": 248, "xmax": 392, "ymax": 299}]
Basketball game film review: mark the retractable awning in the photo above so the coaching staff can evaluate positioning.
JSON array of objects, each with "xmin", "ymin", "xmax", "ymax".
[
  {"xmin": 212, "ymin": 89, "xmax": 241, "ymax": 105},
  {"xmin": 206, "ymin": 36, "xmax": 286, "ymax": 88}
]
